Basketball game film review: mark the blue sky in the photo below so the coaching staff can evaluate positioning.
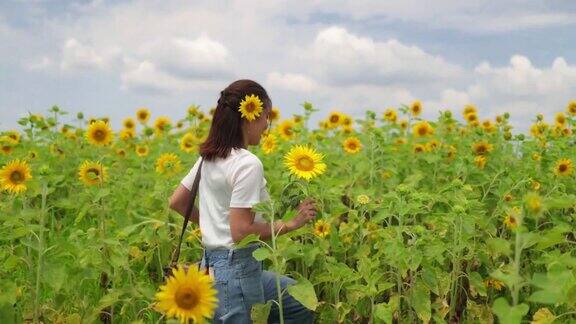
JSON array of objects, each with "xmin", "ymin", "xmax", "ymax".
[{"xmin": 1, "ymin": 0, "xmax": 575, "ymax": 133}]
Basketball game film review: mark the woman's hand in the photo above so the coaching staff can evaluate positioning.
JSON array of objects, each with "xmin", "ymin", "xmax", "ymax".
[{"xmin": 286, "ymin": 197, "xmax": 317, "ymax": 231}]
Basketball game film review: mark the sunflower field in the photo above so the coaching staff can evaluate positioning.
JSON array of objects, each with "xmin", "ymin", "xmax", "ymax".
[{"xmin": 1, "ymin": 101, "xmax": 575, "ymax": 324}]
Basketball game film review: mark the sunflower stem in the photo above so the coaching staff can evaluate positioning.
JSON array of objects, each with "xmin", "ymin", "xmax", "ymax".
[
  {"xmin": 269, "ymin": 201, "xmax": 285, "ymax": 324},
  {"xmin": 33, "ymin": 182, "xmax": 48, "ymax": 324}
]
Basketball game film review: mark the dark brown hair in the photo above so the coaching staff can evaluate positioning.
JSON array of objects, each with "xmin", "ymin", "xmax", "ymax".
[{"xmin": 199, "ymin": 79, "xmax": 271, "ymax": 161}]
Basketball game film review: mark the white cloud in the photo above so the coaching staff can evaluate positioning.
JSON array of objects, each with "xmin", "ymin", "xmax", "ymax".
[
  {"xmin": 120, "ymin": 59, "xmax": 224, "ymax": 95},
  {"xmin": 60, "ymin": 38, "xmax": 119, "ymax": 71},
  {"xmin": 299, "ymin": 26, "xmax": 462, "ymax": 86},
  {"xmin": 454, "ymin": 55, "xmax": 576, "ymax": 128},
  {"xmin": 140, "ymin": 35, "xmax": 232, "ymax": 80},
  {"xmin": 266, "ymin": 72, "xmax": 320, "ymax": 92}
]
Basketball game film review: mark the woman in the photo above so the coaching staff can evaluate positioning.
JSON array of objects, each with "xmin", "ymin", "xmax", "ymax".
[{"xmin": 168, "ymin": 79, "xmax": 317, "ymax": 323}]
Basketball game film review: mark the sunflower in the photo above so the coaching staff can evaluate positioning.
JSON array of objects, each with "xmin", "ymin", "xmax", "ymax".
[
  {"xmin": 136, "ymin": 108, "xmax": 151, "ymax": 124},
  {"xmin": 341, "ymin": 115, "xmax": 353, "ymax": 127},
  {"xmin": 188, "ymin": 105, "xmax": 200, "ymax": 116},
  {"xmin": 343, "ymin": 137, "xmax": 362, "ymax": 154},
  {"xmin": 394, "ymin": 137, "xmax": 407, "ymax": 145},
  {"xmin": 481, "ymin": 120, "xmax": 496, "ymax": 133},
  {"xmin": 530, "ymin": 122, "xmax": 548, "ymax": 137},
  {"xmin": 179, "ymin": 133, "xmax": 197, "ymax": 153},
  {"xmin": 413, "ymin": 144, "xmax": 425, "ymax": 153},
  {"xmin": 1, "ymin": 143, "xmax": 13, "ymax": 155},
  {"xmin": 426, "ymin": 139, "xmax": 440, "ymax": 151},
  {"xmin": 270, "ymin": 107, "xmax": 280, "ymax": 122},
  {"xmin": 238, "ymin": 94, "xmax": 264, "ymax": 122},
  {"xmin": 28, "ymin": 150, "xmax": 38, "ymax": 160},
  {"xmin": 553, "ymin": 158, "xmax": 573, "ymax": 177},
  {"xmin": 383, "ymin": 108, "xmax": 397, "ymax": 123},
  {"xmin": 474, "ymin": 155, "xmax": 487, "ymax": 169},
  {"xmin": 554, "ymin": 112, "xmax": 566, "ymax": 126},
  {"xmin": 567, "ymin": 100, "xmax": 576, "ymax": 116},
  {"xmin": 503, "ymin": 193, "xmax": 513, "ymax": 202},
  {"xmin": 135, "ymin": 145, "xmax": 149, "ymax": 157},
  {"xmin": 524, "ymin": 192, "xmax": 543, "ymax": 215},
  {"xmin": 356, "ymin": 194, "xmax": 370, "ymax": 205},
  {"xmin": 77, "ymin": 160, "xmax": 107, "ymax": 186},
  {"xmin": 284, "ymin": 145, "xmax": 326, "ymax": 181},
  {"xmin": 472, "ymin": 141, "xmax": 493, "ymax": 155},
  {"xmin": 503, "ymin": 213, "xmax": 518, "ymax": 230},
  {"xmin": 412, "ymin": 121, "xmax": 434, "ymax": 137},
  {"xmin": 462, "ymin": 104, "xmax": 477, "ymax": 117},
  {"xmin": 464, "ymin": 112, "xmax": 478, "ymax": 124},
  {"xmin": 277, "ymin": 119, "xmax": 296, "ymax": 141},
  {"xmin": 483, "ymin": 278, "xmax": 504, "ymax": 291},
  {"xmin": 0, "ymin": 159, "xmax": 32, "ymax": 194},
  {"xmin": 156, "ymin": 153, "xmax": 182, "ymax": 176},
  {"xmin": 116, "ymin": 148, "xmax": 127, "ymax": 158},
  {"xmin": 381, "ymin": 170, "xmax": 392, "ymax": 179},
  {"xmin": 531, "ymin": 308, "xmax": 556, "ymax": 324},
  {"xmin": 531, "ymin": 179, "xmax": 541, "ymax": 191},
  {"xmin": 85, "ymin": 120, "xmax": 114, "ymax": 146},
  {"xmin": 341, "ymin": 125, "xmax": 354, "ymax": 134},
  {"xmin": 410, "ymin": 100, "xmax": 422, "ymax": 116},
  {"xmin": 327, "ymin": 112, "xmax": 343, "ymax": 128},
  {"xmin": 399, "ymin": 119, "xmax": 408, "ymax": 130},
  {"xmin": 119, "ymin": 128, "xmax": 136, "ymax": 141},
  {"xmin": 532, "ymin": 153, "xmax": 541, "ymax": 161},
  {"xmin": 154, "ymin": 116, "xmax": 172, "ymax": 135},
  {"xmin": 261, "ymin": 134, "xmax": 277, "ymax": 155},
  {"xmin": 313, "ymin": 220, "xmax": 330, "ymax": 238},
  {"xmin": 120, "ymin": 118, "xmax": 135, "ymax": 130},
  {"xmin": 154, "ymin": 265, "xmax": 218, "ymax": 323},
  {"xmin": 4, "ymin": 131, "xmax": 20, "ymax": 145},
  {"xmin": 446, "ymin": 145, "xmax": 457, "ymax": 159}
]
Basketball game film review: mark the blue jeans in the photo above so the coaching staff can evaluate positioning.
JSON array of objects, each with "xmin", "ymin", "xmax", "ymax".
[{"xmin": 200, "ymin": 244, "xmax": 315, "ymax": 324}]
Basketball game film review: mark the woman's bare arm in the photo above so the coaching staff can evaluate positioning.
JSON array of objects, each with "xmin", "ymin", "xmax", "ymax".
[
  {"xmin": 229, "ymin": 198, "xmax": 318, "ymax": 243},
  {"xmin": 229, "ymin": 208, "xmax": 292, "ymax": 243},
  {"xmin": 168, "ymin": 184, "xmax": 200, "ymax": 223}
]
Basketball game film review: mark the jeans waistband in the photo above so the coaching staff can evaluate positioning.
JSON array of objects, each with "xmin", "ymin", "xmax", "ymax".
[{"xmin": 204, "ymin": 243, "xmax": 261, "ymax": 261}]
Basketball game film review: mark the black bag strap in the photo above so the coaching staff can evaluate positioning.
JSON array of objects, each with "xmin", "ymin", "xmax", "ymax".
[{"xmin": 170, "ymin": 158, "xmax": 204, "ymax": 266}]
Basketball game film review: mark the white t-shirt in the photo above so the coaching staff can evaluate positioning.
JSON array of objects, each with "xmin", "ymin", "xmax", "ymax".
[{"xmin": 180, "ymin": 147, "xmax": 269, "ymax": 250}]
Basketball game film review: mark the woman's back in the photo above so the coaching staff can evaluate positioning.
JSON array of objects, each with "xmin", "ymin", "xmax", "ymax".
[{"xmin": 180, "ymin": 147, "xmax": 269, "ymax": 250}]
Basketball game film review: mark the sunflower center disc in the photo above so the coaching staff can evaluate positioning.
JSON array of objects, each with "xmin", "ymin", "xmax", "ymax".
[
  {"xmin": 87, "ymin": 168, "xmax": 100, "ymax": 179},
  {"xmin": 10, "ymin": 171, "xmax": 23, "ymax": 183},
  {"xmin": 297, "ymin": 157, "xmax": 314, "ymax": 171},
  {"xmin": 175, "ymin": 287, "xmax": 198, "ymax": 310},
  {"xmin": 559, "ymin": 164, "xmax": 567, "ymax": 172},
  {"xmin": 94, "ymin": 130, "xmax": 105, "ymax": 141},
  {"xmin": 246, "ymin": 103, "xmax": 255, "ymax": 112}
]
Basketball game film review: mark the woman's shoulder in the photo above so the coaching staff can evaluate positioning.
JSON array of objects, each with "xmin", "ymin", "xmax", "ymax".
[{"xmin": 233, "ymin": 148, "xmax": 263, "ymax": 168}]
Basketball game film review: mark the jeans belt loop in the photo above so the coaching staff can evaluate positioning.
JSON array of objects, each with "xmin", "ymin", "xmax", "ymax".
[{"xmin": 227, "ymin": 248, "xmax": 234, "ymax": 266}]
